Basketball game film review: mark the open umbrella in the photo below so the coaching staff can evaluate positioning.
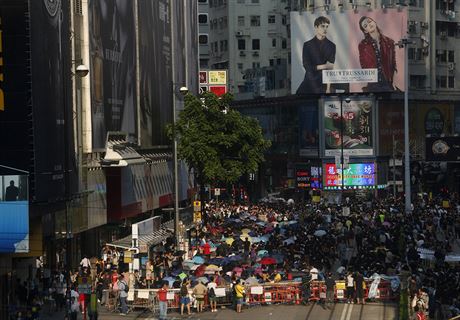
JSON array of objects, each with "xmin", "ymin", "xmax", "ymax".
[
  {"xmin": 228, "ymin": 255, "xmax": 243, "ymax": 262},
  {"xmin": 205, "ymin": 264, "xmax": 222, "ymax": 272},
  {"xmin": 162, "ymin": 277, "xmax": 175, "ymax": 287},
  {"xmin": 240, "ymin": 234, "xmax": 252, "ymax": 242},
  {"xmin": 245, "ymin": 276, "xmax": 259, "ymax": 285},
  {"xmin": 241, "ymin": 228, "xmax": 252, "ymax": 234},
  {"xmin": 257, "ymin": 250, "xmax": 269, "ymax": 257},
  {"xmin": 208, "ymin": 258, "xmax": 224, "ymax": 266},
  {"xmin": 182, "ymin": 260, "xmax": 195, "ymax": 270},
  {"xmin": 260, "ymin": 257, "xmax": 277, "ymax": 265},
  {"xmin": 225, "ymin": 237, "xmax": 235, "ymax": 245},
  {"xmin": 196, "ymin": 277, "xmax": 209, "ymax": 284},
  {"xmin": 178, "ymin": 272, "xmax": 188, "ymax": 281},
  {"xmin": 270, "ymin": 253, "xmax": 285, "ymax": 264},
  {"xmin": 192, "ymin": 256, "xmax": 205, "ymax": 264},
  {"xmin": 314, "ymin": 230, "xmax": 327, "ymax": 237}
]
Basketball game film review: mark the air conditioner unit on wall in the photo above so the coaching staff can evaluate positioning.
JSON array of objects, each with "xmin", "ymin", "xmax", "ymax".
[
  {"xmin": 448, "ymin": 62, "xmax": 456, "ymax": 71},
  {"xmin": 236, "ymin": 31, "xmax": 243, "ymax": 37}
]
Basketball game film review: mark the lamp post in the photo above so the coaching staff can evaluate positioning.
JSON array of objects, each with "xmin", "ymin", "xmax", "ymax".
[
  {"xmin": 397, "ymin": 38, "xmax": 412, "ymax": 213},
  {"xmin": 339, "ymin": 97, "xmax": 351, "ymax": 202},
  {"xmin": 173, "ymin": 85, "xmax": 189, "ymax": 248}
]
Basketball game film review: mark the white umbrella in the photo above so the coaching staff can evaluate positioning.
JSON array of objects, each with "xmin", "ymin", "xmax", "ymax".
[{"xmin": 314, "ymin": 230, "xmax": 327, "ymax": 237}]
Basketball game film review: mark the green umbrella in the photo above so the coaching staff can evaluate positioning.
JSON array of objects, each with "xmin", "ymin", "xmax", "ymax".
[{"xmin": 178, "ymin": 272, "xmax": 187, "ymax": 280}]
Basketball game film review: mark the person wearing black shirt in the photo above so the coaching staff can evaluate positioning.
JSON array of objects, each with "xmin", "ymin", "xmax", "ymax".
[
  {"xmin": 5, "ymin": 180, "xmax": 19, "ymax": 201},
  {"xmin": 325, "ymin": 273, "xmax": 336, "ymax": 308},
  {"xmin": 296, "ymin": 16, "xmax": 336, "ymax": 95}
]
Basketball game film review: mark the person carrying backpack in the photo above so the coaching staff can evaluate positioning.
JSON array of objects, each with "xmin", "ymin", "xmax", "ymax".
[
  {"xmin": 207, "ymin": 276, "xmax": 218, "ymax": 312},
  {"xmin": 117, "ymin": 274, "xmax": 129, "ymax": 315}
]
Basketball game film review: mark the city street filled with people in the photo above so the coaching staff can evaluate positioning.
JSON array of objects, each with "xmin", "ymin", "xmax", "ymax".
[{"xmin": 7, "ymin": 194, "xmax": 460, "ymax": 320}]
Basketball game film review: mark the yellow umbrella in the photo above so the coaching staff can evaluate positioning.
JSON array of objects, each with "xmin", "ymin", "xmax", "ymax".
[
  {"xmin": 241, "ymin": 228, "xmax": 252, "ymax": 234},
  {"xmin": 240, "ymin": 234, "xmax": 252, "ymax": 242},
  {"xmin": 225, "ymin": 237, "xmax": 234, "ymax": 245}
]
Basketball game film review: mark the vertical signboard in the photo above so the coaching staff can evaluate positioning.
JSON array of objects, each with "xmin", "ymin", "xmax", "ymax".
[
  {"xmin": 323, "ymin": 97, "xmax": 374, "ymax": 156},
  {"xmin": 291, "ymin": 8, "xmax": 407, "ymax": 94},
  {"xmin": 138, "ymin": 0, "xmax": 172, "ymax": 146},
  {"xmin": 0, "ymin": 0, "xmax": 31, "ymax": 174},
  {"xmin": 298, "ymin": 104, "xmax": 319, "ymax": 157},
  {"xmin": 0, "ymin": 174, "xmax": 29, "ymax": 253},
  {"xmin": 30, "ymin": 0, "xmax": 77, "ymax": 200},
  {"xmin": 89, "ymin": 0, "xmax": 137, "ymax": 149}
]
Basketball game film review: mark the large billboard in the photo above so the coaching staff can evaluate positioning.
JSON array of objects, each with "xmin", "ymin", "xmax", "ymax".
[
  {"xmin": 0, "ymin": 0, "xmax": 31, "ymax": 174},
  {"xmin": 0, "ymin": 174, "xmax": 28, "ymax": 253},
  {"xmin": 298, "ymin": 104, "xmax": 319, "ymax": 156},
  {"xmin": 426, "ymin": 137, "xmax": 460, "ymax": 162},
  {"xmin": 323, "ymin": 97, "xmax": 374, "ymax": 156},
  {"xmin": 291, "ymin": 8, "xmax": 407, "ymax": 94},
  {"xmin": 324, "ymin": 163, "xmax": 375, "ymax": 188},
  {"xmin": 89, "ymin": 0, "xmax": 137, "ymax": 149},
  {"xmin": 30, "ymin": 0, "xmax": 78, "ymax": 201},
  {"xmin": 138, "ymin": 0, "xmax": 172, "ymax": 146}
]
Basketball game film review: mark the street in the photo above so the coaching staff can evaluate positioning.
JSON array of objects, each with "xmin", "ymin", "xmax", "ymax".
[{"xmin": 41, "ymin": 302, "xmax": 398, "ymax": 320}]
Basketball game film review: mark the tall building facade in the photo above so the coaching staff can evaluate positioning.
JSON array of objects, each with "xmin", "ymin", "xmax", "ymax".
[{"xmin": 204, "ymin": 0, "xmax": 291, "ymax": 99}]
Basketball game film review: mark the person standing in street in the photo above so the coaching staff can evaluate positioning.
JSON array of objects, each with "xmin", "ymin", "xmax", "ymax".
[
  {"xmin": 192, "ymin": 280, "xmax": 207, "ymax": 313},
  {"xmin": 234, "ymin": 279, "xmax": 245, "ymax": 313},
  {"xmin": 354, "ymin": 271, "xmax": 365, "ymax": 305},
  {"xmin": 179, "ymin": 280, "xmax": 191, "ymax": 316},
  {"xmin": 325, "ymin": 272, "xmax": 335, "ymax": 308},
  {"xmin": 158, "ymin": 282, "xmax": 169, "ymax": 320},
  {"xmin": 346, "ymin": 271, "xmax": 355, "ymax": 304},
  {"xmin": 117, "ymin": 274, "xmax": 129, "ymax": 315}
]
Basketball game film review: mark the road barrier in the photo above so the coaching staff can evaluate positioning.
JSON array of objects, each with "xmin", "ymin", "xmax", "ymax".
[{"xmin": 104, "ymin": 279, "xmax": 398, "ymax": 312}]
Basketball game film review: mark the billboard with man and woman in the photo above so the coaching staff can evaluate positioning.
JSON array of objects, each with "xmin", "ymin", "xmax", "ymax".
[{"xmin": 291, "ymin": 8, "xmax": 407, "ymax": 94}]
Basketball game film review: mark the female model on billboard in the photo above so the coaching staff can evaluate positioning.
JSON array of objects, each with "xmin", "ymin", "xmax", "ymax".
[{"xmin": 358, "ymin": 16, "xmax": 397, "ymax": 92}]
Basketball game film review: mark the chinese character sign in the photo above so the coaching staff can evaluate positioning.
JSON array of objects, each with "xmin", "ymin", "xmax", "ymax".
[
  {"xmin": 324, "ymin": 163, "xmax": 375, "ymax": 187},
  {"xmin": 324, "ymin": 97, "xmax": 373, "ymax": 156}
]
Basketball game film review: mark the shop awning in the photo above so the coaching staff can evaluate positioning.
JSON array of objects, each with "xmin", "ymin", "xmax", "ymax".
[{"xmin": 107, "ymin": 228, "xmax": 173, "ymax": 253}]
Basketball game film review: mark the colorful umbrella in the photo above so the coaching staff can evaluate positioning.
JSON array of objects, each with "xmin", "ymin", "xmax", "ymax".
[
  {"xmin": 225, "ymin": 237, "xmax": 235, "ymax": 245},
  {"xmin": 257, "ymin": 250, "xmax": 269, "ymax": 257},
  {"xmin": 178, "ymin": 272, "xmax": 187, "ymax": 280},
  {"xmin": 260, "ymin": 257, "xmax": 277, "ymax": 265},
  {"xmin": 314, "ymin": 230, "xmax": 327, "ymax": 237},
  {"xmin": 192, "ymin": 255, "xmax": 205, "ymax": 264}
]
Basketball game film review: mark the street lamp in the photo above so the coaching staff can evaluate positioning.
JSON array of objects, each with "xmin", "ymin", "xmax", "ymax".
[
  {"xmin": 173, "ymin": 85, "xmax": 188, "ymax": 248},
  {"xmin": 339, "ymin": 97, "xmax": 351, "ymax": 202}
]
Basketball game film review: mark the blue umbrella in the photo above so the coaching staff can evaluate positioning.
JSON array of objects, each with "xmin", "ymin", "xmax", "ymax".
[
  {"xmin": 196, "ymin": 277, "xmax": 209, "ymax": 284},
  {"xmin": 256, "ymin": 221, "xmax": 267, "ymax": 227},
  {"xmin": 192, "ymin": 256, "xmax": 205, "ymax": 264},
  {"xmin": 208, "ymin": 258, "xmax": 225, "ymax": 266},
  {"xmin": 228, "ymin": 255, "xmax": 242, "ymax": 262},
  {"xmin": 251, "ymin": 237, "xmax": 262, "ymax": 243},
  {"xmin": 270, "ymin": 254, "xmax": 284, "ymax": 264},
  {"xmin": 259, "ymin": 235, "xmax": 270, "ymax": 242},
  {"xmin": 162, "ymin": 277, "xmax": 175, "ymax": 287},
  {"xmin": 257, "ymin": 250, "xmax": 269, "ymax": 257},
  {"xmin": 249, "ymin": 216, "xmax": 257, "ymax": 221}
]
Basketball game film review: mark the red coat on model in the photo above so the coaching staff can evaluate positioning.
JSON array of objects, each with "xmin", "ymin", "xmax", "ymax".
[{"xmin": 358, "ymin": 33, "xmax": 396, "ymax": 91}]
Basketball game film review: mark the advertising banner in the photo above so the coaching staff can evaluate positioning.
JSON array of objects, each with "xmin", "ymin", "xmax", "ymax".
[
  {"xmin": 138, "ymin": 0, "xmax": 172, "ymax": 147},
  {"xmin": 298, "ymin": 104, "xmax": 319, "ymax": 157},
  {"xmin": 291, "ymin": 8, "xmax": 407, "ymax": 94},
  {"xmin": 378, "ymin": 101, "xmax": 404, "ymax": 156},
  {"xmin": 324, "ymin": 163, "xmax": 375, "ymax": 188},
  {"xmin": 296, "ymin": 165, "xmax": 322, "ymax": 189},
  {"xmin": 0, "ymin": 0, "xmax": 31, "ymax": 174},
  {"xmin": 30, "ymin": 0, "xmax": 78, "ymax": 201},
  {"xmin": 89, "ymin": 0, "xmax": 137, "ymax": 149},
  {"xmin": 0, "ymin": 174, "xmax": 29, "ymax": 253},
  {"xmin": 323, "ymin": 97, "xmax": 374, "ymax": 156},
  {"xmin": 426, "ymin": 137, "xmax": 460, "ymax": 162}
]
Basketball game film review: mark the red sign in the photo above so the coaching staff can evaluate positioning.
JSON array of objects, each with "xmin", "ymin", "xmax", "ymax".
[{"xmin": 209, "ymin": 85, "xmax": 227, "ymax": 96}]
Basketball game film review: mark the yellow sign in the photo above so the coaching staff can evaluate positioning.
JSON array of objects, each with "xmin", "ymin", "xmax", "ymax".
[
  {"xmin": 193, "ymin": 211, "xmax": 202, "ymax": 223},
  {"xmin": 208, "ymin": 70, "xmax": 227, "ymax": 85},
  {"xmin": 312, "ymin": 195, "xmax": 321, "ymax": 203},
  {"xmin": 336, "ymin": 282, "xmax": 346, "ymax": 290},
  {"xmin": 124, "ymin": 250, "xmax": 133, "ymax": 263},
  {"xmin": 442, "ymin": 200, "xmax": 450, "ymax": 208},
  {"xmin": 193, "ymin": 201, "xmax": 201, "ymax": 211}
]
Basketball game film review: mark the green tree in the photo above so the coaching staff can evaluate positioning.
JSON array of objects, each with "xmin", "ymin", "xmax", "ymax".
[{"xmin": 167, "ymin": 92, "xmax": 270, "ymax": 196}]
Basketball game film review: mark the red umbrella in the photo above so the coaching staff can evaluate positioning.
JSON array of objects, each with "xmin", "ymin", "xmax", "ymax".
[
  {"xmin": 194, "ymin": 264, "xmax": 206, "ymax": 277},
  {"xmin": 260, "ymin": 257, "xmax": 277, "ymax": 265}
]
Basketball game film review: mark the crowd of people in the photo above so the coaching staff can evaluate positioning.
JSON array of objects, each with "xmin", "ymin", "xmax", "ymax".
[{"xmin": 7, "ymin": 193, "xmax": 460, "ymax": 320}]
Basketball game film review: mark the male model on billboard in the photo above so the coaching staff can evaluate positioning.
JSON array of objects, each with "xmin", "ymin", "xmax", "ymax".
[
  {"xmin": 358, "ymin": 16, "xmax": 397, "ymax": 92},
  {"xmin": 296, "ymin": 16, "xmax": 336, "ymax": 95}
]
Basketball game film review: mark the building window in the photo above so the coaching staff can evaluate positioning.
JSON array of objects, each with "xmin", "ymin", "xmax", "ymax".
[
  {"xmin": 198, "ymin": 14, "xmax": 208, "ymax": 24},
  {"xmin": 251, "ymin": 0, "xmax": 259, "ymax": 3},
  {"xmin": 282, "ymin": 39, "xmax": 287, "ymax": 49},
  {"xmin": 277, "ymin": 58, "xmax": 281, "ymax": 65},
  {"xmin": 237, "ymin": 0, "xmax": 244, "ymax": 3},
  {"xmin": 238, "ymin": 63, "xmax": 244, "ymax": 69},
  {"xmin": 220, "ymin": 40, "xmax": 228, "ymax": 52},
  {"xmin": 238, "ymin": 16, "xmax": 245, "ymax": 27},
  {"xmin": 198, "ymin": 0, "xmax": 208, "ymax": 3},
  {"xmin": 269, "ymin": 59, "xmax": 274, "ymax": 66},
  {"xmin": 253, "ymin": 62, "xmax": 260, "ymax": 69},
  {"xmin": 268, "ymin": 15, "xmax": 276, "ymax": 24},
  {"xmin": 252, "ymin": 39, "xmax": 260, "ymax": 50},
  {"xmin": 272, "ymin": 38, "xmax": 276, "ymax": 47},
  {"xmin": 282, "ymin": 15, "xmax": 287, "ymax": 25},
  {"xmin": 199, "ymin": 34, "xmax": 208, "ymax": 45},
  {"xmin": 238, "ymin": 39, "xmax": 246, "ymax": 50},
  {"xmin": 448, "ymin": 50, "xmax": 455, "ymax": 63},
  {"xmin": 250, "ymin": 15, "xmax": 260, "ymax": 27},
  {"xmin": 436, "ymin": 75, "xmax": 455, "ymax": 88},
  {"xmin": 410, "ymin": 75, "xmax": 426, "ymax": 88}
]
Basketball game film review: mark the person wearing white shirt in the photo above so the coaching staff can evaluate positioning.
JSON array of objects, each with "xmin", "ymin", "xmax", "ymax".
[
  {"xmin": 310, "ymin": 267, "xmax": 319, "ymax": 281},
  {"xmin": 346, "ymin": 272, "xmax": 354, "ymax": 304},
  {"xmin": 207, "ymin": 277, "xmax": 218, "ymax": 312}
]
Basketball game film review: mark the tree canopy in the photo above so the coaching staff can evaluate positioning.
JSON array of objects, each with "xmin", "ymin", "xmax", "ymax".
[{"xmin": 167, "ymin": 92, "xmax": 270, "ymax": 186}]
